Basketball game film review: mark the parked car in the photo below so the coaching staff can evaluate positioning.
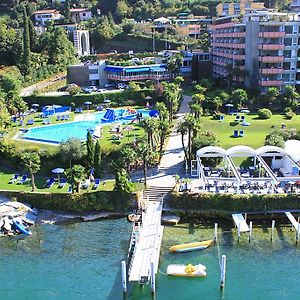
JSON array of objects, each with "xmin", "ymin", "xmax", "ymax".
[
  {"xmin": 83, "ymin": 86, "xmax": 97, "ymax": 93},
  {"xmin": 104, "ymin": 83, "xmax": 115, "ymax": 88},
  {"xmin": 117, "ymin": 83, "xmax": 129, "ymax": 90}
]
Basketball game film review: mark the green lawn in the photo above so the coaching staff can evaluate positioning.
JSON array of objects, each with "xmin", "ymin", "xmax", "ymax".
[
  {"xmin": 0, "ymin": 169, "xmax": 115, "ymax": 193},
  {"xmin": 201, "ymin": 113, "xmax": 300, "ymax": 149}
]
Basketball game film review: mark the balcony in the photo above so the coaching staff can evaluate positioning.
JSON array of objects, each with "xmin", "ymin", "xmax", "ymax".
[
  {"xmin": 212, "ymin": 42, "xmax": 245, "ymax": 49},
  {"xmin": 259, "ymin": 80, "xmax": 282, "ymax": 87},
  {"xmin": 258, "ymin": 44, "xmax": 284, "ymax": 50},
  {"xmin": 259, "ymin": 32, "xmax": 285, "ymax": 38},
  {"xmin": 258, "ymin": 56, "xmax": 284, "ymax": 63},
  {"xmin": 212, "ymin": 32, "xmax": 246, "ymax": 38},
  {"xmin": 260, "ymin": 68, "xmax": 283, "ymax": 75}
]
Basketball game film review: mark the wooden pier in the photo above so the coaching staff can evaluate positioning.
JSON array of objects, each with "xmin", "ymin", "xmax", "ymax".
[{"xmin": 128, "ymin": 200, "xmax": 164, "ymax": 283}]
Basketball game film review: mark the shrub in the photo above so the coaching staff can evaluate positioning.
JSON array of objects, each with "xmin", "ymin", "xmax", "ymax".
[
  {"xmin": 258, "ymin": 108, "xmax": 272, "ymax": 119},
  {"xmin": 66, "ymin": 84, "xmax": 81, "ymax": 96}
]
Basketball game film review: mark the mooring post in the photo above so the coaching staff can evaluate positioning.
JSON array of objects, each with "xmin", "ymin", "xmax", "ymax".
[
  {"xmin": 121, "ymin": 260, "xmax": 127, "ymax": 293},
  {"xmin": 214, "ymin": 223, "xmax": 218, "ymax": 243},
  {"xmin": 150, "ymin": 260, "xmax": 155, "ymax": 295},
  {"xmin": 249, "ymin": 221, "xmax": 253, "ymax": 242},
  {"xmin": 245, "ymin": 213, "xmax": 247, "ymax": 223},
  {"xmin": 297, "ymin": 222, "xmax": 300, "ymax": 244},
  {"xmin": 237, "ymin": 222, "xmax": 241, "ymax": 242},
  {"xmin": 220, "ymin": 254, "xmax": 227, "ymax": 289},
  {"xmin": 271, "ymin": 220, "xmax": 275, "ymax": 241}
]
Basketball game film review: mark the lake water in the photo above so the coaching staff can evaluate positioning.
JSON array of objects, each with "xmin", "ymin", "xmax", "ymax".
[{"xmin": 1, "ymin": 218, "xmax": 300, "ymax": 299}]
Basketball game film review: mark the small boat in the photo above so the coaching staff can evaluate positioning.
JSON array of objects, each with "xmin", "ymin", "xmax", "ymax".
[
  {"xmin": 167, "ymin": 263, "xmax": 207, "ymax": 277},
  {"xmin": 12, "ymin": 219, "xmax": 32, "ymax": 235},
  {"xmin": 169, "ymin": 239, "xmax": 213, "ymax": 253}
]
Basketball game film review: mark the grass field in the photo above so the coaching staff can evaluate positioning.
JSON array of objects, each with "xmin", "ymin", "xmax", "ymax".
[
  {"xmin": 0, "ymin": 169, "xmax": 115, "ymax": 193},
  {"xmin": 200, "ymin": 113, "xmax": 300, "ymax": 149}
]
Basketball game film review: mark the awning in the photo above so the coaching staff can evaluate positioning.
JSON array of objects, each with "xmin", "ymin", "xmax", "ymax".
[
  {"xmin": 104, "ymin": 67, "xmax": 124, "ymax": 73},
  {"xmin": 150, "ymin": 67, "xmax": 166, "ymax": 72},
  {"xmin": 125, "ymin": 67, "xmax": 150, "ymax": 73}
]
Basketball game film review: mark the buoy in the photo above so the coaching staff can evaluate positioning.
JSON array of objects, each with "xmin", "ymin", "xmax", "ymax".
[
  {"xmin": 271, "ymin": 220, "xmax": 275, "ymax": 241},
  {"xmin": 249, "ymin": 221, "xmax": 253, "ymax": 242}
]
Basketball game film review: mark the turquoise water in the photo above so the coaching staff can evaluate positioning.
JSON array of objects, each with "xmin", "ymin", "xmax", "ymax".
[
  {"xmin": 1, "ymin": 219, "xmax": 300, "ymax": 299},
  {"xmin": 23, "ymin": 109, "xmax": 150, "ymax": 143}
]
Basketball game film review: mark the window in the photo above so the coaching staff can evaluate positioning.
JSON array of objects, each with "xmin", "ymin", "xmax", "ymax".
[
  {"xmin": 284, "ymin": 50, "xmax": 291, "ymax": 58},
  {"xmin": 285, "ymin": 26, "xmax": 293, "ymax": 34},
  {"xmin": 284, "ymin": 38, "xmax": 292, "ymax": 46},
  {"xmin": 89, "ymin": 69, "xmax": 98, "ymax": 74}
]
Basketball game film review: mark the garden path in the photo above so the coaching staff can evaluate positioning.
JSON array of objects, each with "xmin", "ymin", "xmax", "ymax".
[{"xmin": 140, "ymin": 95, "xmax": 192, "ymax": 187}]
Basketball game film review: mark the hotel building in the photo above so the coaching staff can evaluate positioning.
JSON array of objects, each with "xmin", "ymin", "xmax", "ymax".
[{"xmin": 211, "ymin": 11, "xmax": 300, "ymax": 92}]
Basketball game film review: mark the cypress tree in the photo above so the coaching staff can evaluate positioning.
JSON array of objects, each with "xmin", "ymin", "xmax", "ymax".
[
  {"xmin": 65, "ymin": 0, "xmax": 71, "ymax": 22},
  {"xmin": 28, "ymin": 18, "xmax": 38, "ymax": 52},
  {"xmin": 21, "ymin": 7, "xmax": 31, "ymax": 76},
  {"xmin": 86, "ymin": 131, "xmax": 95, "ymax": 167},
  {"xmin": 94, "ymin": 140, "xmax": 102, "ymax": 178}
]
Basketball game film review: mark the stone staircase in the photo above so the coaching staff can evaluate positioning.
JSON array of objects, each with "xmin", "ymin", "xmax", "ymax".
[{"xmin": 143, "ymin": 185, "xmax": 174, "ymax": 202}]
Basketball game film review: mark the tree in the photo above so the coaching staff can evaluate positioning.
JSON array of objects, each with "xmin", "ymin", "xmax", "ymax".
[
  {"xmin": 113, "ymin": 166, "xmax": 133, "ymax": 196},
  {"xmin": 21, "ymin": 151, "xmax": 40, "ymax": 191},
  {"xmin": 94, "ymin": 139, "xmax": 102, "ymax": 178},
  {"xmin": 263, "ymin": 87, "xmax": 279, "ymax": 107},
  {"xmin": 115, "ymin": 0, "xmax": 132, "ymax": 21},
  {"xmin": 28, "ymin": 18, "xmax": 38, "ymax": 52},
  {"xmin": 0, "ymin": 98, "xmax": 11, "ymax": 131},
  {"xmin": 65, "ymin": 0, "xmax": 72, "ymax": 22},
  {"xmin": 86, "ymin": 131, "xmax": 95, "ymax": 168},
  {"xmin": 141, "ymin": 117, "xmax": 157, "ymax": 149},
  {"xmin": 120, "ymin": 146, "xmax": 137, "ymax": 174},
  {"xmin": 66, "ymin": 164, "xmax": 86, "ymax": 193},
  {"xmin": 136, "ymin": 141, "xmax": 155, "ymax": 186},
  {"xmin": 281, "ymin": 85, "xmax": 299, "ymax": 111},
  {"xmin": 60, "ymin": 138, "xmax": 85, "ymax": 168},
  {"xmin": 48, "ymin": 27, "xmax": 76, "ymax": 67},
  {"xmin": 66, "ymin": 84, "xmax": 81, "ymax": 96},
  {"xmin": 162, "ymin": 82, "xmax": 181, "ymax": 123},
  {"xmin": 21, "ymin": 6, "xmax": 31, "ymax": 76},
  {"xmin": 231, "ymin": 89, "xmax": 248, "ymax": 108},
  {"xmin": 166, "ymin": 54, "xmax": 183, "ymax": 81},
  {"xmin": 265, "ymin": 131, "xmax": 285, "ymax": 148}
]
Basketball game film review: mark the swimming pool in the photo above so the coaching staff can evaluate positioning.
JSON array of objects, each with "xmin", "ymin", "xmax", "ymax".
[{"xmin": 22, "ymin": 109, "xmax": 150, "ymax": 144}]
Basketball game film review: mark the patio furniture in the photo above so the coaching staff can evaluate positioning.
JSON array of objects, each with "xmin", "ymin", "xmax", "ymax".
[
  {"xmin": 17, "ymin": 175, "xmax": 28, "ymax": 185},
  {"xmin": 233, "ymin": 130, "xmax": 239, "ymax": 138},
  {"xmin": 93, "ymin": 178, "xmax": 100, "ymax": 189},
  {"xmin": 235, "ymin": 115, "xmax": 240, "ymax": 122},
  {"xmin": 65, "ymin": 115, "xmax": 70, "ymax": 120},
  {"xmin": 56, "ymin": 115, "xmax": 61, "ymax": 121},
  {"xmin": 46, "ymin": 177, "xmax": 55, "ymax": 188},
  {"xmin": 9, "ymin": 174, "xmax": 19, "ymax": 184},
  {"xmin": 239, "ymin": 130, "xmax": 244, "ymax": 137},
  {"xmin": 219, "ymin": 115, "xmax": 225, "ymax": 121},
  {"xmin": 82, "ymin": 180, "xmax": 90, "ymax": 189},
  {"xmin": 240, "ymin": 116, "xmax": 245, "ymax": 122},
  {"xmin": 43, "ymin": 118, "xmax": 51, "ymax": 125},
  {"xmin": 26, "ymin": 119, "xmax": 34, "ymax": 125},
  {"xmin": 59, "ymin": 178, "xmax": 67, "ymax": 188}
]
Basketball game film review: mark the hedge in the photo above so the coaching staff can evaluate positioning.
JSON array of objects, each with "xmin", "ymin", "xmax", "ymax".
[
  {"xmin": 168, "ymin": 192, "xmax": 300, "ymax": 213},
  {"xmin": 23, "ymin": 89, "xmax": 154, "ymax": 107},
  {"xmin": 2, "ymin": 190, "xmax": 133, "ymax": 212}
]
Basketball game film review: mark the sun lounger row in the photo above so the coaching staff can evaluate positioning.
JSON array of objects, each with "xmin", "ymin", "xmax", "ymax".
[
  {"xmin": 56, "ymin": 115, "xmax": 70, "ymax": 121},
  {"xmin": 9, "ymin": 174, "xmax": 28, "ymax": 184},
  {"xmin": 81, "ymin": 178, "xmax": 100, "ymax": 189}
]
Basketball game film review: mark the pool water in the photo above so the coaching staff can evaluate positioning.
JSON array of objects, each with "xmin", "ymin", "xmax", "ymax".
[{"xmin": 23, "ymin": 109, "xmax": 150, "ymax": 144}]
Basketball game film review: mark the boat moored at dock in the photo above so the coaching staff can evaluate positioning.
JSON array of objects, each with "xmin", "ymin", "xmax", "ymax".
[{"xmin": 169, "ymin": 239, "xmax": 213, "ymax": 253}]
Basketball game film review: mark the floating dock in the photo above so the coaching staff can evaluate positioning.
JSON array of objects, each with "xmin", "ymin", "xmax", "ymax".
[
  {"xmin": 232, "ymin": 214, "xmax": 250, "ymax": 232},
  {"xmin": 128, "ymin": 200, "xmax": 164, "ymax": 283}
]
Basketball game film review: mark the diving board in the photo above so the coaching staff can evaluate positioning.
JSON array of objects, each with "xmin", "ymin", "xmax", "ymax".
[
  {"xmin": 285, "ymin": 212, "xmax": 300, "ymax": 232},
  {"xmin": 232, "ymin": 214, "xmax": 250, "ymax": 232}
]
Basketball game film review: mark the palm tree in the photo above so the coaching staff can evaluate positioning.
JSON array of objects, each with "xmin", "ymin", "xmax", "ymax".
[
  {"xmin": 66, "ymin": 164, "xmax": 85, "ymax": 193},
  {"xmin": 157, "ymin": 118, "xmax": 171, "ymax": 159},
  {"xmin": 141, "ymin": 118, "xmax": 158, "ymax": 149},
  {"xmin": 136, "ymin": 142, "xmax": 155, "ymax": 186},
  {"xmin": 21, "ymin": 151, "xmax": 40, "ymax": 191},
  {"xmin": 177, "ymin": 120, "xmax": 188, "ymax": 163},
  {"xmin": 189, "ymin": 102, "xmax": 202, "ymax": 120},
  {"xmin": 120, "ymin": 146, "xmax": 137, "ymax": 174}
]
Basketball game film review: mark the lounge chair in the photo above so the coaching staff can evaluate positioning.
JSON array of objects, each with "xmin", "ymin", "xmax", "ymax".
[
  {"xmin": 239, "ymin": 130, "xmax": 244, "ymax": 137},
  {"xmin": 68, "ymin": 185, "xmax": 72, "ymax": 193},
  {"xmin": 240, "ymin": 115, "xmax": 245, "ymax": 122},
  {"xmin": 233, "ymin": 130, "xmax": 239, "ymax": 138},
  {"xmin": 82, "ymin": 180, "xmax": 90, "ymax": 189},
  {"xmin": 56, "ymin": 115, "xmax": 61, "ymax": 121},
  {"xmin": 93, "ymin": 179, "xmax": 100, "ymax": 189},
  {"xmin": 65, "ymin": 115, "xmax": 70, "ymax": 120},
  {"xmin": 17, "ymin": 175, "xmax": 28, "ymax": 185},
  {"xmin": 26, "ymin": 119, "xmax": 34, "ymax": 125},
  {"xmin": 9, "ymin": 174, "xmax": 19, "ymax": 184},
  {"xmin": 61, "ymin": 115, "xmax": 66, "ymax": 121},
  {"xmin": 59, "ymin": 178, "xmax": 67, "ymax": 188},
  {"xmin": 235, "ymin": 115, "xmax": 240, "ymax": 122},
  {"xmin": 46, "ymin": 177, "xmax": 55, "ymax": 188},
  {"xmin": 43, "ymin": 118, "xmax": 51, "ymax": 125},
  {"xmin": 219, "ymin": 115, "xmax": 225, "ymax": 121}
]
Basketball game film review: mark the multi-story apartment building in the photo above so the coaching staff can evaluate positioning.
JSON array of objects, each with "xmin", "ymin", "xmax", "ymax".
[
  {"xmin": 211, "ymin": 11, "xmax": 300, "ymax": 92},
  {"xmin": 216, "ymin": 0, "xmax": 267, "ymax": 17}
]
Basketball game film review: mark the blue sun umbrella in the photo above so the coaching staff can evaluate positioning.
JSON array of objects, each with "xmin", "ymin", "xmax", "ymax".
[
  {"xmin": 52, "ymin": 168, "xmax": 65, "ymax": 181},
  {"xmin": 149, "ymin": 109, "xmax": 159, "ymax": 117}
]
